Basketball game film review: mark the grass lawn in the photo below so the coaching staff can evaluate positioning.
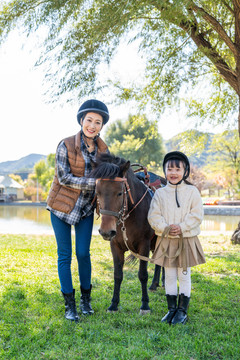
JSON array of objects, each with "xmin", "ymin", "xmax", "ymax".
[{"xmin": 0, "ymin": 233, "xmax": 239, "ymax": 360}]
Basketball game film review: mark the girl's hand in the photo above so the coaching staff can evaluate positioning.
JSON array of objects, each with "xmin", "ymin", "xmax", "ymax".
[{"xmin": 169, "ymin": 224, "xmax": 182, "ymax": 236}]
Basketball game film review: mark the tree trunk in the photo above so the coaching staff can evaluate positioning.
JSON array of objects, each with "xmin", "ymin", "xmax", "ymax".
[
  {"xmin": 234, "ymin": 1, "xmax": 240, "ymax": 136},
  {"xmin": 231, "ymin": 1, "xmax": 240, "ymax": 236}
]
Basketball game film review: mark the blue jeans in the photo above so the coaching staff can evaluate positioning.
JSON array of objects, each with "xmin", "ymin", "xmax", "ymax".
[{"xmin": 50, "ymin": 212, "xmax": 94, "ymax": 294}]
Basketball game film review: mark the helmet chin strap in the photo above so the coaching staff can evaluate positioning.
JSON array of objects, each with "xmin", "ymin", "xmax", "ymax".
[
  {"xmin": 168, "ymin": 181, "xmax": 181, "ymax": 208},
  {"xmin": 169, "ymin": 171, "xmax": 187, "ymax": 208},
  {"xmin": 165, "ymin": 162, "xmax": 189, "ymax": 208}
]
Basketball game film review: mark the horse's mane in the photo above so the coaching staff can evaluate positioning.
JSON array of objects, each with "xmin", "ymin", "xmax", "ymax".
[{"xmin": 90, "ymin": 153, "xmax": 129, "ymax": 179}]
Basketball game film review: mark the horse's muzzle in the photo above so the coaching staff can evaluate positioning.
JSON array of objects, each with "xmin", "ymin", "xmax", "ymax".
[{"xmin": 98, "ymin": 228, "xmax": 117, "ymax": 241}]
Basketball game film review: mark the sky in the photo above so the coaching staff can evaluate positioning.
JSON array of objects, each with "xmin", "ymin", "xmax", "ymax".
[{"xmin": 0, "ymin": 29, "xmax": 228, "ymax": 164}]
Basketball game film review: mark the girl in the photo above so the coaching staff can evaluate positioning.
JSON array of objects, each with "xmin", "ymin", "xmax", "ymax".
[
  {"xmin": 47, "ymin": 99, "xmax": 109, "ymax": 321},
  {"xmin": 147, "ymin": 151, "xmax": 205, "ymax": 325}
]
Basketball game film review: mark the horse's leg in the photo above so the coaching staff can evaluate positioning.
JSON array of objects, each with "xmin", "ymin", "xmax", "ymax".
[
  {"xmin": 139, "ymin": 259, "xmax": 151, "ymax": 314},
  {"xmin": 149, "ymin": 264, "xmax": 161, "ymax": 291},
  {"xmin": 161, "ymin": 267, "xmax": 165, "ymax": 288},
  {"xmin": 108, "ymin": 242, "xmax": 124, "ymax": 312}
]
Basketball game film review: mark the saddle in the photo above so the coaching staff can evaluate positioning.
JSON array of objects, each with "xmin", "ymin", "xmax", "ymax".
[{"xmin": 131, "ymin": 163, "xmax": 166, "ymax": 193}]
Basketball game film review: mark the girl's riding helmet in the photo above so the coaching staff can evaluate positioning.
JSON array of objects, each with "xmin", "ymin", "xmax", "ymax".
[
  {"xmin": 163, "ymin": 151, "xmax": 190, "ymax": 180},
  {"xmin": 77, "ymin": 99, "xmax": 109, "ymax": 125}
]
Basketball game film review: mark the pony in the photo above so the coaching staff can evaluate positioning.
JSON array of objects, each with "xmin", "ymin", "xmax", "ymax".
[{"xmin": 90, "ymin": 153, "xmax": 166, "ymax": 314}]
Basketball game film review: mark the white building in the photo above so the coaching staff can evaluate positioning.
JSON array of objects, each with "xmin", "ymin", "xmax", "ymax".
[{"xmin": 0, "ymin": 175, "xmax": 24, "ymax": 201}]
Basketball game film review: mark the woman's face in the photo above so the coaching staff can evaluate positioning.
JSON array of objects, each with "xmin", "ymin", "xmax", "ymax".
[
  {"xmin": 165, "ymin": 160, "xmax": 185, "ymax": 184},
  {"xmin": 81, "ymin": 112, "xmax": 103, "ymax": 138}
]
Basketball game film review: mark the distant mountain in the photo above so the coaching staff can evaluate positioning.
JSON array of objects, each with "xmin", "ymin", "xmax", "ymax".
[
  {"xmin": 0, "ymin": 154, "xmax": 47, "ymax": 174},
  {"xmin": 164, "ymin": 130, "xmax": 214, "ymax": 168}
]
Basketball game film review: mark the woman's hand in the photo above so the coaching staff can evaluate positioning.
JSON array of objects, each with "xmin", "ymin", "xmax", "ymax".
[{"xmin": 169, "ymin": 224, "xmax": 182, "ymax": 236}]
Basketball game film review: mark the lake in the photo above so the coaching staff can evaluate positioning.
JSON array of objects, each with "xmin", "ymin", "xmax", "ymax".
[{"xmin": 0, "ymin": 205, "xmax": 239, "ymax": 235}]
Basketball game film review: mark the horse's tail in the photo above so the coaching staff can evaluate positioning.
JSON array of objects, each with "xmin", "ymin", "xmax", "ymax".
[
  {"xmin": 125, "ymin": 233, "xmax": 157, "ymax": 265},
  {"xmin": 125, "ymin": 253, "xmax": 138, "ymax": 267}
]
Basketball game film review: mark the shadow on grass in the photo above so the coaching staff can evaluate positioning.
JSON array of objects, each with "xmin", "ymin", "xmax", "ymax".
[
  {"xmin": 0, "ymin": 281, "xmax": 82, "ymax": 358},
  {"xmin": 0, "ymin": 267, "xmax": 240, "ymax": 359},
  {"xmin": 206, "ymin": 251, "xmax": 240, "ymax": 261}
]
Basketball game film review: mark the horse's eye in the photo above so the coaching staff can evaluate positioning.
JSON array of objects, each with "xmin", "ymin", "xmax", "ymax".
[{"xmin": 117, "ymin": 192, "xmax": 123, "ymax": 197}]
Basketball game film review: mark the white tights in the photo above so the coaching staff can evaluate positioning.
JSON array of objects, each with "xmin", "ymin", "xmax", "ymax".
[{"xmin": 164, "ymin": 267, "xmax": 191, "ymax": 297}]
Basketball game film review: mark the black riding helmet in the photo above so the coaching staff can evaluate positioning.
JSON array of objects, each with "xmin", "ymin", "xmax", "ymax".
[
  {"xmin": 77, "ymin": 99, "xmax": 109, "ymax": 125},
  {"xmin": 163, "ymin": 151, "xmax": 191, "ymax": 208},
  {"xmin": 163, "ymin": 151, "xmax": 190, "ymax": 180}
]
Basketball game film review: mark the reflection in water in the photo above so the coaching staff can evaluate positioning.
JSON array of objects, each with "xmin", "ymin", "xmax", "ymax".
[
  {"xmin": 201, "ymin": 215, "xmax": 239, "ymax": 232},
  {"xmin": 0, "ymin": 205, "xmax": 51, "ymax": 224},
  {"xmin": 0, "ymin": 206, "xmax": 239, "ymax": 235},
  {"xmin": 0, "ymin": 205, "xmax": 52, "ymax": 235}
]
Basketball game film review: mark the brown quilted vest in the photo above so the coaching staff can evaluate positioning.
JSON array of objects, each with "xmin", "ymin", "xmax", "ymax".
[{"xmin": 47, "ymin": 131, "xmax": 108, "ymax": 214}]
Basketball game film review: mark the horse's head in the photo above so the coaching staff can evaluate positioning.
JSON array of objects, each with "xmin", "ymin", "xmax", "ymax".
[{"xmin": 90, "ymin": 153, "xmax": 132, "ymax": 241}]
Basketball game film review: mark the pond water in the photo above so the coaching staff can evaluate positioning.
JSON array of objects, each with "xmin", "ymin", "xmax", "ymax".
[{"xmin": 0, "ymin": 205, "xmax": 239, "ymax": 235}]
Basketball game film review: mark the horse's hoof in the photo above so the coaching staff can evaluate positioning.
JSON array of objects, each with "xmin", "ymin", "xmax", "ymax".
[
  {"xmin": 139, "ymin": 309, "xmax": 151, "ymax": 315},
  {"xmin": 107, "ymin": 309, "xmax": 118, "ymax": 313},
  {"xmin": 107, "ymin": 304, "xmax": 118, "ymax": 313},
  {"xmin": 149, "ymin": 286, "xmax": 158, "ymax": 292},
  {"xmin": 149, "ymin": 283, "xmax": 159, "ymax": 291}
]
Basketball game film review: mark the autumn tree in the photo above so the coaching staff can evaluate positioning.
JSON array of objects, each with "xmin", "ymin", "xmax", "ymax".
[
  {"xmin": 29, "ymin": 153, "xmax": 55, "ymax": 200},
  {"xmin": 1, "ymin": 1, "xmax": 240, "ymax": 134},
  {"xmin": 189, "ymin": 165, "xmax": 207, "ymax": 194},
  {"xmin": 9, "ymin": 174, "xmax": 24, "ymax": 185},
  {"xmin": 206, "ymin": 130, "xmax": 240, "ymax": 197}
]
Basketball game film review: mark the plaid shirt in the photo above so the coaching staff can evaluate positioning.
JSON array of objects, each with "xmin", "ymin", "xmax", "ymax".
[{"xmin": 47, "ymin": 134, "xmax": 99, "ymax": 225}]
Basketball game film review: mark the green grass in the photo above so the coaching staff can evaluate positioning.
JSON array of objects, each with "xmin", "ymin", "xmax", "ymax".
[{"xmin": 0, "ymin": 233, "xmax": 239, "ymax": 360}]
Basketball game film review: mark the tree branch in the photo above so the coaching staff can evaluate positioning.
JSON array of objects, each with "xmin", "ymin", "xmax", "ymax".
[
  {"xmin": 152, "ymin": 1, "xmax": 238, "ymax": 93},
  {"xmin": 177, "ymin": 22, "xmax": 238, "ymax": 93},
  {"xmin": 222, "ymin": 0, "xmax": 234, "ymax": 14},
  {"xmin": 191, "ymin": 4, "xmax": 237, "ymax": 58},
  {"xmin": 129, "ymin": 16, "xmax": 161, "ymax": 21},
  {"xmin": 1, "ymin": 0, "xmax": 55, "ymax": 22}
]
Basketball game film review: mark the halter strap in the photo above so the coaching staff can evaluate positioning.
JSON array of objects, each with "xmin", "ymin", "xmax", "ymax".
[{"xmin": 96, "ymin": 177, "xmax": 134, "ymax": 204}]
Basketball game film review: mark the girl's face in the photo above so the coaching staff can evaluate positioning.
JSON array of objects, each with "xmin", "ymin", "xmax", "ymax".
[
  {"xmin": 165, "ymin": 160, "xmax": 185, "ymax": 184},
  {"xmin": 81, "ymin": 112, "xmax": 103, "ymax": 138}
]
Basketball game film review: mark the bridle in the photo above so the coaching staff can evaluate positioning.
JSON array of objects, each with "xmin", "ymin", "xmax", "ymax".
[
  {"xmin": 95, "ymin": 177, "xmax": 148, "ymax": 225},
  {"xmin": 95, "ymin": 176, "xmax": 179, "ymax": 264}
]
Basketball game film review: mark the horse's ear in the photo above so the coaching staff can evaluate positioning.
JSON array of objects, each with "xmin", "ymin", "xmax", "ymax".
[{"xmin": 119, "ymin": 161, "xmax": 130, "ymax": 177}]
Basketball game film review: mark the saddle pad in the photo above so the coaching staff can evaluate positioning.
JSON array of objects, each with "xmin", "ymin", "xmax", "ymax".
[{"xmin": 135, "ymin": 171, "xmax": 165, "ymax": 190}]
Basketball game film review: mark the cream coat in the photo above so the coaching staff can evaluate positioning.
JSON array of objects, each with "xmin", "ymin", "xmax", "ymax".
[
  {"xmin": 148, "ymin": 182, "xmax": 206, "ymax": 268},
  {"xmin": 148, "ymin": 182, "xmax": 203, "ymax": 237}
]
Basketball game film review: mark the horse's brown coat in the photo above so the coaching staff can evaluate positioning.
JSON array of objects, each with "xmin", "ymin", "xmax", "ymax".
[{"xmin": 90, "ymin": 153, "xmax": 165, "ymax": 312}]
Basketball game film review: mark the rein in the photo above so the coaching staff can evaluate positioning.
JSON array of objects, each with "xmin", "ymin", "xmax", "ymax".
[{"xmin": 122, "ymin": 226, "xmax": 186, "ymax": 272}]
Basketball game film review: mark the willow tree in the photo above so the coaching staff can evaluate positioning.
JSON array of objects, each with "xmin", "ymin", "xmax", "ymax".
[{"xmin": 1, "ymin": 0, "xmax": 240, "ymax": 134}]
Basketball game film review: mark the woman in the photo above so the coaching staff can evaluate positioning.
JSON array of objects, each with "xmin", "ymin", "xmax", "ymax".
[{"xmin": 47, "ymin": 99, "xmax": 109, "ymax": 321}]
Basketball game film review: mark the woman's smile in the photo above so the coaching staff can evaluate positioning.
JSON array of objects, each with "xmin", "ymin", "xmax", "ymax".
[{"xmin": 81, "ymin": 112, "xmax": 103, "ymax": 139}]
